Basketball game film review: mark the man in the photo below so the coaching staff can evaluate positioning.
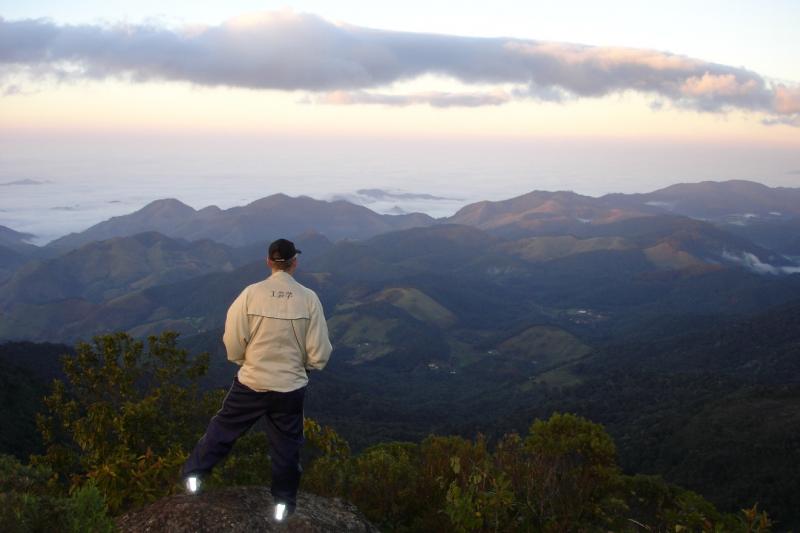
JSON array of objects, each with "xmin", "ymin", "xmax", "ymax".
[{"xmin": 181, "ymin": 238, "xmax": 332, "ymax": 521}]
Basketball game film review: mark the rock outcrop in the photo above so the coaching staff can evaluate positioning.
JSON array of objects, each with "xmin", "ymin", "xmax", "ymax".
[{"xmin": 116, "ymin": 487, "xmax": 380, "ymax": 532}]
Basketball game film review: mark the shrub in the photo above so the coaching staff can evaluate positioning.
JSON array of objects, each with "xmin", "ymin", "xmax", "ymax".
[
  {"xmin": 0, "ymin": 455, "xmax": 113, "ymax": 533},
  {"xmin": 33, "ymin": 332, "xmax": 215, "ymax": 513},
  {"xmin": 524, "ymin": 412, "xmax": 625, "ymax": 531},
  {"xmin": 348, "ymin": 442, "xmax": 420, "ymax": 531},
  {"xmin": 301, "ymin": 418, "xmax": 352, "ymax": 497}
]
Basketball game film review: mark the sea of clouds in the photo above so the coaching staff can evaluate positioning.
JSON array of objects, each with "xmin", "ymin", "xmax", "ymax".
[{"xmin": 2, "ymin": 135, "xmax": 799, "ymax": 245}]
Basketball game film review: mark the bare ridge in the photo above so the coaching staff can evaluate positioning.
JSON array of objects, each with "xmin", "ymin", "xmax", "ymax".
[{"xmin": 116, "ymin": 487, "xmax": 379, "ymax": 533}]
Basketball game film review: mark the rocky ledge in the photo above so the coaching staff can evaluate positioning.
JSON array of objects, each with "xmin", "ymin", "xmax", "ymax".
[{"xmin": 116, "ymin": 487, "xmax": 380, "ymax": 532}]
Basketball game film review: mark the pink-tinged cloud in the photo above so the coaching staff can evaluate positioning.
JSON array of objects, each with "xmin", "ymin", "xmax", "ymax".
[
  {"xmin": 318, "ymin": 89, "xmax": 510, "ymax": 107},
  {"xmin": 774, "ymin": 86, "xmax": 800, "ymax": 114},
  {"xmin": 0, "ymin": 11, "xmax": 798, "ymax": 124},
  {"xmin": 680, "ymin": 74, "xmax": 758, "ymax": 97}
]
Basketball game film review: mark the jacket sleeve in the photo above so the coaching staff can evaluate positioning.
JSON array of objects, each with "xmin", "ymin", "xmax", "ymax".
[
  {"xmin": 305, "ymin": 291, "xmax": 332, "ymax": 370},
  {"xmin": 222, "ymin": 288, "xmax": 249, "ymax": 365}
]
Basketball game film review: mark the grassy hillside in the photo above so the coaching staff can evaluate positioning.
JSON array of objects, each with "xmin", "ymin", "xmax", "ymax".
[
  {"xmin": 500, "ymin": 235, "xmax": 632, "ymax": 263},
  {"xmin": 373, "ymin": 287, "xmax": 457, "ymax": 328},
  {"xmin": 328, "ymin": 312, "xmax": 401, "ymax": 364},
  {"xmin": 498, "ymin": 325, "xmax": 590, "ymax": 368}
]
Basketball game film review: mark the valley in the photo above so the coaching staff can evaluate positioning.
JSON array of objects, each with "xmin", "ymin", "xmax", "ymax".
[{"xmin": 2, "ymin": 179, "xmax": 800, "ymax": 526}]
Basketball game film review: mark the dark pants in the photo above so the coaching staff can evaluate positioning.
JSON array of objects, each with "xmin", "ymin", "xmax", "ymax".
[{"xmin": 182, "ymin": 376, "xmax": 306, "ymax": 507}]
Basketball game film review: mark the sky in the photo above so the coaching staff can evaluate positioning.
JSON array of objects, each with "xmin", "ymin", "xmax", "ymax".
[{"xmin": 1, "ymin": 1, "xmax": 800, "ymax": 242}]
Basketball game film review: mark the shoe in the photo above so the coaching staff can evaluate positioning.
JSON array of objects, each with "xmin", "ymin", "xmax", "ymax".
[
  {"xmin": 273, "ymin": 501, "xmax": 296, "ymax": 522},
  {"xmin": 183, "ymin": 474, "xmax": 203, "ymax": 495}
]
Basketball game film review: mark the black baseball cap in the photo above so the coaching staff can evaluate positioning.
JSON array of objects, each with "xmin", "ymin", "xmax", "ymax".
[{"xmin": 268, "ymin": 238, "xmax": 301, "ymax": 262}]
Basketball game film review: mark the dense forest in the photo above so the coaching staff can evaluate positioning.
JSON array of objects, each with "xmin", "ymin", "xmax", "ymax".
[
  {"xmin": 0, "ymin": 333, "xmax": 782, "ymax": 531},
  {"xmin": 3, "ymin": 183, "xmax": 800, "ymax": 530}
]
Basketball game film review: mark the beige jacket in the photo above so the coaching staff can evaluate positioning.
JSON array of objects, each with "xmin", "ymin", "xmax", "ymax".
[{"xmin": 223, "ymin": 271, "xmax": 332, "ymax": 392}]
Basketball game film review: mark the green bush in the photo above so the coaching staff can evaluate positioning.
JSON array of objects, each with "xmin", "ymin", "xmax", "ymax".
[
  {"xmin": 297, "ymin": 413, "xmax": 770, "ymax": 533},
  {"xmin": 15, "ymin": 330, "xmax": 774, "ymax": 532},
  {"xmin": 443, "ymin": 456, "xmax": 515, "ymax": 533},
  {"xmin": 67, "ymin": 480, "xmax": 115, "ymax": 533},
  {"xmin": 32, "ymin": 332, "xmax": 215, "ymax": 513},
  {"xmin": 0, "ymin": 455, "xmax": 113, "ymax": 533},
  {"xmin": 0, "ymin": 454, "xmax": 64, "ymax": 533},
  {"xmin": 348, "ymin": 442, "xmax": 420, "ymax": 531},
  {"xmin": 523, "ymin": 412, "xmax": 625, "ymax": 531},
  {"xmin": 301, "ymin": 418, "xmax": 352, "ymax": 497}
]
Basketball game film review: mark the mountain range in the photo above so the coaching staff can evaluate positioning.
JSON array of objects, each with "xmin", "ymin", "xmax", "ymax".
[
  {"xmin": 2, "ymin": 180, "xmax": 799, "ymax": 342},
  {"xmin": 0, "ymin": 232, "xmax": 248, "ymax": 308},
  {"xmin": 20, "ymin": 179, "xmax": 797, "ymax": 259},
  {"xmin": 46, "ymin": 194, "xmax": 435, "ymax": 251},
  {"xmin": 2, "ymin": 178, "xmax": 800, "ymax": 525}
]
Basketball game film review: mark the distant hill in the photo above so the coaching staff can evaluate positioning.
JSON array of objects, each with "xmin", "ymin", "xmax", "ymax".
[
  {"xmin": 0, "ymin": 232, "xmax": 245, "ymax": 309},
  {"xmin": 231, "ymin": 230, "xmax": 334, "ymax": 264},
  {"xmin": 580, "ymin": 215, "xmax": 792, "ymax": 269},
  {"xmin": 5, "ymin": 217, "xmax": 799, "ymax": 343},
  {"xmin": 490, "ymin": 213, "xmax": 789, "ymax": 275},
  {"xmin": 1, "ymin": 181, "xmax": 798, "ymax": 345},
  {"xmin": 446, "ymin": 190, "xmax": 652, "ymax": 238},
  {"xmin": 608, "ymin": 179, "xmax": 800, "ymax": 219},
  {"xmin": 0, "ymin": 225, "xmax": 37, "ymax": 252},
  {"xmin": 47, "ymin": 194, "xmax": 436, "ymax": 251},
  {"xmin": 445, "ymin": 181, "xmax": 800, "ymax": 252},
  {"xmin": 0, "ymin": 266, "xmax": 262, "ymax": 343},
  {"xmin": 29, "ymin": 179, "xmax": 800, "ymax": 258},
  {"xmin": 497, "ymin": 235, "xmax": 633, "ymax": 263},
  {"xmin": 0, "ymin": 231, "xmax": 335, "ymax": 341},
  {"xmin": 498, "ymin": 324, "xmax": 591, "ymax": 371},
  {"xmin": 719, "ymin": 217, "xmax": 800, "ymax": 256},
  {"xmin": 0, "ymin": 225, "xmax": 39, "ymax": 283},
  {"xmin": 0, "ymin": 245, "xmax": 27, "ymax": 283}
]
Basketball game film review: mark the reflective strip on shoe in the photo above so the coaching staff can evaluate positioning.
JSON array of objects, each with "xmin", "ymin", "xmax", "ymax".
[{"xmin": 185, "ymin": 475, "xmax": 201, "ymax": 494}]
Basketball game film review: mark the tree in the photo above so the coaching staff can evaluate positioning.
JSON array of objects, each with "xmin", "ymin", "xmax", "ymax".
[
  {"xmin": 33, "ymin": 332, "xmax": 216, "ymax": 513},
  {"xmin": 524, "ymin": 412, "xmax": 623, "ymax": 530}
]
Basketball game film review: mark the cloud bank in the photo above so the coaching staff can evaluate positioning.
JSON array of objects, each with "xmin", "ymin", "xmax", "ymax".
[
  {"xmin": 1, "ymin": 11, "xmax": 798, "ymax": 123},
  {"xmin": 722, "ymin": 251, "xmax": 800, "ymax": 275}
]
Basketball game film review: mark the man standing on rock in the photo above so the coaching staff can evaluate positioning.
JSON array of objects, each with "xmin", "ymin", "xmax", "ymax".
[{"xmin": 181, "ymin": 238, "xmax": 332, "ymax": 521}]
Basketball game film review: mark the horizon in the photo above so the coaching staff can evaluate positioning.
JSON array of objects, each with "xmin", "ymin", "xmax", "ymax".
[
  {"xmin": 2, "ymin": 176, "xmax": 796, "ymax": 246},
  {"xmin": 2, "ymin": 2, "xmax": 799, "ymax": 242}
]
